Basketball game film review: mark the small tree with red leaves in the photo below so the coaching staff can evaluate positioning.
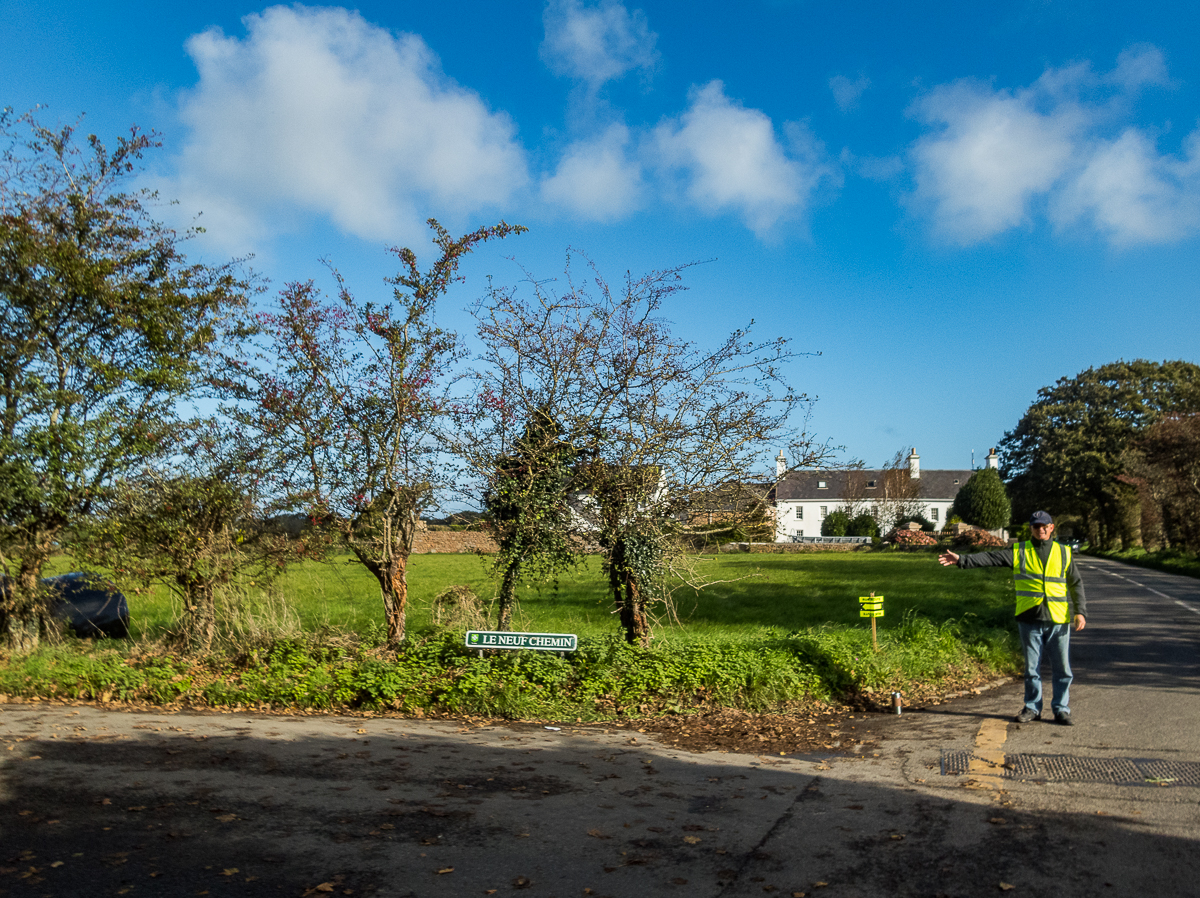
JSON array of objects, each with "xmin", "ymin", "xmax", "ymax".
[{"xmin": 252, "ymin": 220, "xmax": 524, "ymax": 648}]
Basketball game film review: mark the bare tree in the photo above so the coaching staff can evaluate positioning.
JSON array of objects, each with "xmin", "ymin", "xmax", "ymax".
[
  {"xmin": 250, "ymin": 220, "xmax": 524, "ymax": 648},
  {"xmin": 875, "ymin": 448, "xmax": 926, "ymax": 529},
  {"xmin": 466, "ymin": 250, "xmax": 827, "ymax": 645}
]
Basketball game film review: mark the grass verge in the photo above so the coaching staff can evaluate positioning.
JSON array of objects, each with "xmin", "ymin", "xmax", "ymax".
[
  {"xmin": 4, "ymin": 552, "xmax": 1020, "ymax": 720},
  {"xmin": 1085, "ymin": 546, "xmax": 1200, "ymax": 580}
]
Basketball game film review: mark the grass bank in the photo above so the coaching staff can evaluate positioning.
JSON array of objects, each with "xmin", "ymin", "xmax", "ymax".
[
  {"xmin": 6, "ymin": 552, "xmax": 1020, "ymax": 719},
  {"xmin": 1085, "ymin": 546, "xmax": 1200, "ymax": 580}
]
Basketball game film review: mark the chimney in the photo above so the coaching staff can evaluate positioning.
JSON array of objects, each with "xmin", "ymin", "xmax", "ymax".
[
  {"xmin": 908, "ymin": 447, "xmax": 920, "ymax": 479},
  {"xmin": 775, "ymin": 450, "xmax": 787, "ymax": 478},
  {"xmin": 986, "ymin": 447, "xmax": 999, "ymax": 470}
]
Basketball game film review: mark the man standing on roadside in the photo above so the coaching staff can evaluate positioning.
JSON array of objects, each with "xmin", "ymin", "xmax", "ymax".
[{"xmin": 939, "ymin": 511, "xmax": 1087, "ymax": 725}]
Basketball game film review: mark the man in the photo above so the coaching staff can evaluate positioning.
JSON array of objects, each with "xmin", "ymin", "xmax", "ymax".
[{"xmin": 939, "ymin": 511, "xmax": 1087, "ymax": 725}]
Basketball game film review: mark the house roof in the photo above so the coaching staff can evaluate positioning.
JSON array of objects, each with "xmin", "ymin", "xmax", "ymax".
[{"xmin": 775, "ymin": 469, "xmax": 976, "ymax": 502}]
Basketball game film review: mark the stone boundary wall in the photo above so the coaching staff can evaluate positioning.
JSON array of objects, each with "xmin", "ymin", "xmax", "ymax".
[
  {"xmin": 718, "ymin": 542, "xmax": 863, "ymax": 554},
  {"xmin": 412, "ymin": 531, "xmax": 499, "ymax": 554}
]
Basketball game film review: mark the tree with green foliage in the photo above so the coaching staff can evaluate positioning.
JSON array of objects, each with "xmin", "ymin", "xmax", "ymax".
[
  {"xmin": 0, "ymin": 109, "xmax": 251, "ymax": 650},
  {"xmin": 1000, "ymin": 360, "xmax": 1200, "ymax": 548},
  {"xmin": 950, "ymin": 468, "xmax": 1011, "ymax": 531},
  {"xmin": 847, "ymin": 512, "xmax": 880, "ymax": 538},
  {"xmin": 81, "ymin": 423, "xmax": 298, "ymax": 652},
  {"xmin": 821, "ymin": 510, "xmax": 850, "ymax": 536},
  {"xmin": 250, "ymin": 220, "xmax": 524, "ymax": 649},
  {"xmin": 481, "ymin": 409, "xmax": 578, "ymax": 630},
  {"xmin": 1123, "ymin": 414, "xmax": 1200, "ymax": 551}
]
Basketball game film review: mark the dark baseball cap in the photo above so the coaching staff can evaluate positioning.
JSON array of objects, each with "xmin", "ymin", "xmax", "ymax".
[{"xmin": 1030, "ymin": 511, "xmax": 1054, "ymax": 526}]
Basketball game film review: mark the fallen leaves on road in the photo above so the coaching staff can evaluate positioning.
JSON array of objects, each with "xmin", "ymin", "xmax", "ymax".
[
  {"xmin": 436, "ymin": 867, "xmax": 454, "ymax": 875},
  {"xmin": 512, "ymin": 876, "xmax": 532, "ymax": 888},
  {"xmin": 999, "ymin": 883, "xmax": 1015, "ymax": 892}
]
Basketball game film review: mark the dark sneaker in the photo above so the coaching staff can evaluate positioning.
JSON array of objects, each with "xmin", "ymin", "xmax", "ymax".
[
  {"xmin": 1054, "ymin": 711, "xmax": 1074, "ymax": 726},
  {"xmin": 1015, "ymin": 708, "xmax": 1040, "ymax": 723}
]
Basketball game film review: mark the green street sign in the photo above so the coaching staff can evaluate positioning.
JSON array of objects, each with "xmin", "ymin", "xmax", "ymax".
[
  {"xmin": 465, "ymin": 630, "xmax": 578, "ymax": 652},
  {"xmin": 858, "ymin": 595, "xmax": 884, "ymax": 604},
  {"xmin": 859, "ymin": 609, "xmax": 884, "ymax": 618}
]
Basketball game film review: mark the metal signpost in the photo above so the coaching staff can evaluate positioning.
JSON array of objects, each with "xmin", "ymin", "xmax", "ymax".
[
  {"xmin": 859, "ymin": 592, "xmax": 884, "ymax": 652},
  {"xmin": 465, "ymin": 631, "xmax": 578, "ymax": 657}
]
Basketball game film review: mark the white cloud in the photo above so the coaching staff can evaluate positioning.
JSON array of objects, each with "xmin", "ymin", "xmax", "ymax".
[
  {"xmin": 1053, "ymin": 127, "xmax": 1200, "ymax": 245},
  {"xmin": 829, "ymin": 74, "xmax": 870, "ymax": 113},
  {"xmin": 540, "ymin": 124, "xmax": 643, "ymax": 219},
  {"xmin": 1108, "ymin": 44, "xmax": 1170, "ymax": 92},
  {"xmin": 910, "ymin": 80, "xmax": 1081, "ymax": 242},
  {"xmin": 908, "ymin": 46, "xmax": 1198, "ymax": 246},
  {"xmin": 170, "ymin": 5, "xmax": 528, "ymax": 251},
  {"xmin": 541, "ymin": 0, "xmax": 658, "ymax": 89},
  {"xmin": 652, "ymin": 81, "xmax": 827, "ymax": 234}
]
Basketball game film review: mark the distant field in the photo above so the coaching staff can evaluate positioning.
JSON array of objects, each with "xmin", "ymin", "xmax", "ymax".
[{"xmin": 49, "ymin": 550, "xmax": 1016, "ymax": 644}]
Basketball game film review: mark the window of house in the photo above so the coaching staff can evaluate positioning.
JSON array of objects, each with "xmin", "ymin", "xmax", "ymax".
[
  {"xmin": 820, "ymin": 506, "xmax": 827, "ymax": 517},
  {"xmin": 796, "ymin": 507, "xmax": 803, "ymax": 519},
  {"xmin": 817, "ymin": 480, "xmax": 827, "ymax": 489},
  {"xmin": 931, "ymin": 508, "xmax": 939, "ymax": 521},
  {"xmin": 867, "ymin": 480, "xmax": 876, "ymax": 488}
]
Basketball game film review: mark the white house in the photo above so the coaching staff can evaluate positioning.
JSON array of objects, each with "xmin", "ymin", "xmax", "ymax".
[{"xmin": 772, "ymin": 448, "xmax": 997, "ymax": 541}]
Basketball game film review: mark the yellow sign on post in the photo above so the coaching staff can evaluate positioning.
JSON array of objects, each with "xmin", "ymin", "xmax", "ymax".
[{"xmin": 859, "ymin": 593, "xmax": 884, "ymax": 651}]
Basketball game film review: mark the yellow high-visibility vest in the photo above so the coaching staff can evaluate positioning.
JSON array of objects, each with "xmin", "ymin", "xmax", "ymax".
[{"xmin": 1012, "ymin": 540, "xmax": 1072, "ymax": 623}]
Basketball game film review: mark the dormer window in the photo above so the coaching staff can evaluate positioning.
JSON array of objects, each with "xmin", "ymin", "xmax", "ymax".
[
  {"xmin": 817, "ymin": 480, "xmax": 827, "ymax": 489},
  {"xmin": 867, "ymin": 480, "xmax": 876, "ymax": 488}
]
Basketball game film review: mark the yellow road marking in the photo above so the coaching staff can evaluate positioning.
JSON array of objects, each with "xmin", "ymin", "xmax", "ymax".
[{"xmin": 966, "ymin": 718, "xmax": 1009, "ymax": 786}]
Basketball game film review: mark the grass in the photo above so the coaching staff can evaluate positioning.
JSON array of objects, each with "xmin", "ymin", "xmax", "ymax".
[
  {"xmin": 9, "ymin": 550, "xmax": 1021, "ymax": 719},
  {"xmin": 1085, "ymin": 546, "xmax": 1200, "ymax": 580},
  {"xmin": 71, "ymin": 550, "xmax": 1016, "ymax": 643}
]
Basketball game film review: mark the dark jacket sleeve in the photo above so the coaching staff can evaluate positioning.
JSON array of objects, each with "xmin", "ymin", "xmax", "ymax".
[{"xmin": 955, "ymin": 549, "xmax": 1013, "ymax": 569}]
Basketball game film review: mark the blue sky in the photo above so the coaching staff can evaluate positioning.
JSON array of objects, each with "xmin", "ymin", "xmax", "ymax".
[{"xmin": 4, "ymin": 0, "xmax": 1199, "ymax": 474}]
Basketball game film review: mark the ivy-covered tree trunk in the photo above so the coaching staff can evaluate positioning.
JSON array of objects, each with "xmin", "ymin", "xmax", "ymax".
[
  {"xmin": 617, "ymin": 573, "xmax": 650, "ymax": 647},
  {"xmin": 497, "ymin": 561, "xmax": 520, "ymax": 631},
  {"xmin": 0, "ymin": 530, "xmax": 57, "ymax": 651}
]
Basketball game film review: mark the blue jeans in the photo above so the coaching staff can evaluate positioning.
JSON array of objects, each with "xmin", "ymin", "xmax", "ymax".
[{"xmin": 1018, "ymin": 621, "xmax": 1072, "ymax": 715}]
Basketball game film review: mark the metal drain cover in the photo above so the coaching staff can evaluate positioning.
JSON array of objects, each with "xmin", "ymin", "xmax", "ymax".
[{"xmin": 941, "ymin": 750, "xmax": 1200, "ymax": 786}]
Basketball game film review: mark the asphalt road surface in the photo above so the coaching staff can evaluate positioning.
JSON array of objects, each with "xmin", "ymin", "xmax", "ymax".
[{"xmin": 2, "ymin": 556, "xmax": 1199, "ymax": 898}]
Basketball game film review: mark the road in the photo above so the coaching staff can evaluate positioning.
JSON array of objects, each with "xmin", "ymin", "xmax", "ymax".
[{"xmin": 2, "ymin": 556, "xmax": 1199, "ymax": 898}]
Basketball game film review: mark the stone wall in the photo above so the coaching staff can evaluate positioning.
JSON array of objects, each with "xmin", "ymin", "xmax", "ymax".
[
  {"xmin": 411, "ymin": 530, "xmax": 499, "ymax": 554},
  {"xmin": 718, "ymin": 541, "xmax": 863, "ymax": 554}
]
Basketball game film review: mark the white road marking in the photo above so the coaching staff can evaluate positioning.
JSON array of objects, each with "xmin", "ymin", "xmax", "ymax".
[{"xmin": 1084, "ymin": 562, "xmax": 1200, "ymax": 614}]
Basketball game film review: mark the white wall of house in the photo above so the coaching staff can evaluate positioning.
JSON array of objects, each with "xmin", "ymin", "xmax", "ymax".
[{"xmin": 774, "ymin": 498, "xmax": 955, "ymax": 541}]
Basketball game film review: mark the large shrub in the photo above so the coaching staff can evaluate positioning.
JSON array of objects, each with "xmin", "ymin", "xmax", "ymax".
[
  {"xmin": 951, "ymin": 468, "xmax": 1012, "ymax": 530},
  {"xmin": 821, "ymin": 510, "xmax": 851, "ymax": 536},
  {"xmin": 847, "ymin": 513, "xmax": 879, "ymax": 538}
]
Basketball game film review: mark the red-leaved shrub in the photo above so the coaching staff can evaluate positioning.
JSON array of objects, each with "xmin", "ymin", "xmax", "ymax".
[
  {"xmin": 953, "ymin": 529, "xmax": 1007, "ymax": 548},
  {"xmin": 884, "ymin": 528, "xmax": 937, "ymax": 546}
]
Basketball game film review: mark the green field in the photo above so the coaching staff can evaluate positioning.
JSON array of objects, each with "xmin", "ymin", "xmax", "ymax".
[
  {"xmin": 62, "ymin": 551, "xmax": 1016, "ymax": 644},
  {"xmin": 12, "ymin": 550, "xmax": 1020, "ymax": 719}
]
